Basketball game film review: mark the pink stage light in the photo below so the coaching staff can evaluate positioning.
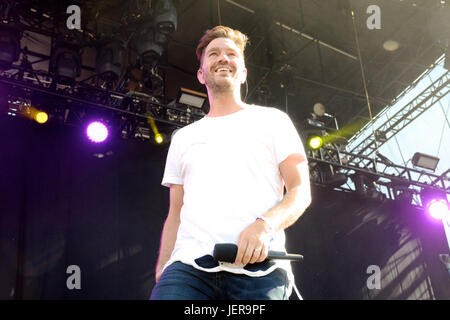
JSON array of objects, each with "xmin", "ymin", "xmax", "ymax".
[
  {"xmin": 427, "ymin": 199, "xmax": 449, "ymax": 221},
  {"xmin": 86, "ymin": 121, "xmax": 108, "ymax": 143}
]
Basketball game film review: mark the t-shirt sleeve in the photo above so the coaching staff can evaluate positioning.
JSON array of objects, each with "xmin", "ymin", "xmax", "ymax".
[
  {"xmin": 161, "ymin": 131, "xmax": 183, "ymax": 188},
  {"xmin": 273, "ymin": 109, "xmax": 307, "ymax": 165}
]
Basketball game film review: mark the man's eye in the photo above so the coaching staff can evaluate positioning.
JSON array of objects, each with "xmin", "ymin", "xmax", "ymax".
[{"xmin": 209, "ymin": 52, "xmax": 217, "ymax": 57}]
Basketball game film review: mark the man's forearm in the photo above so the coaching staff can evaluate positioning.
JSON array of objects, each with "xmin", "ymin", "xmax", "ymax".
[
  {"xmin": 234, "ymin": 182, "xmax": 311, "ymax": 265},
  {"xmin": 261, "ymin": 183, "xmax": 311, "ymax": 233},
  {"xmin": 155, "ymin": 213, "xmax": 180, "ymax": 276}
]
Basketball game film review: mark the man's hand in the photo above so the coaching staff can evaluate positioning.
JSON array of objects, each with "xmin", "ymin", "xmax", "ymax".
[{"xmin": 234, "ymin": 218, "xmax": 273, "ymax": 265}]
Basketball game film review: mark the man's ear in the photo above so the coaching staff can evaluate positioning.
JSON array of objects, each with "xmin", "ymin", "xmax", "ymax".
[{"xmin": 197, "ymin": 68, "xmax": 205, "ymax": 85}]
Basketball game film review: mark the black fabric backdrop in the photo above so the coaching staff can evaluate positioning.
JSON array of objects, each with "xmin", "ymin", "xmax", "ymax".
[{"xmin": 1, "ymin": 115, "xmax": 449, "ymax": 299}]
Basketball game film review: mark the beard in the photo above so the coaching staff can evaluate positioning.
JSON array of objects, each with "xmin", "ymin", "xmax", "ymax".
[{"xmin": 204, "ymin": 66, "xmax": 240, "ymax": 93}]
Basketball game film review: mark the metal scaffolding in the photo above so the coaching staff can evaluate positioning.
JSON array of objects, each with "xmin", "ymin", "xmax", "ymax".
[
  {"xmin": 347, "ymin": 54, "xmax": 450, "ymax": 169},
  {"xmin": 308, "ymin": 146, "xmax": 450, "ymax": 207}
]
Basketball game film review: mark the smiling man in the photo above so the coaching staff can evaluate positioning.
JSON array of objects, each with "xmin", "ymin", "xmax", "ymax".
[{"xmin": 150, "ymin": 26, "xmax": 311, "ymax": 300}]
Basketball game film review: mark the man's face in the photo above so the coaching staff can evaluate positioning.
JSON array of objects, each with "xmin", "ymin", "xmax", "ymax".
[{"xmin": 197, "ymin": 37, "xmax": 247, "ymax": 93}]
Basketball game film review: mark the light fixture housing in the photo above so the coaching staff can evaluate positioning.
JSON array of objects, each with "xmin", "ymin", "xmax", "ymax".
[
  {"xmin": 154, "ymin": 0, "xmax": 178, "ymax": 34},
  {"xmin": 412, "ymin": 152, "xmax": 440, "ymax": 171},
  {"xmin": 86, "ymin": 121, "xmax": 109, "ymax": 143},
  {"xmin": 308, "ymin": 136, "xmax": 323, "ymax": 150},
  {"xmin": 96, "ymin": 40, "xmax": 124, "ymax": 81},
  {"xmin": 50, "ymin": 41, "xmax": 81, "ymax": 82},
  {"xmin": 136, "ymin": 21, "xmax": 164, "ymax": 66},
  {"xmin": 177, "ymin": 87, "xmax": 207, "ymax": 109},
  {"xmin": 420, "ymin": 188, "xmax": 449, "ymax": 220},
  {"xmin": 0, "ymin": 25, "xmax": 21, "ymax": 67}
]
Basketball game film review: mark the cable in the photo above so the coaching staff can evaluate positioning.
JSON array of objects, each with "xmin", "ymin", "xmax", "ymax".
[
  {"xmin": 292, "ymin": 282, "xmax": 303, "ymax": 300},
  {"xmin": 436, "ymin": 98, "xmax": 450, "ymax": 157},
  {"xmin": 243, "ymin": 79, "xmax": 248, "ymax": 102},
  {"xmin": 217, "ymin": 0, "xmax": 222, "ymax": 25},
  {"xmin": 348, "ymin": 0, "xmax": 379, "ymax": 151}
]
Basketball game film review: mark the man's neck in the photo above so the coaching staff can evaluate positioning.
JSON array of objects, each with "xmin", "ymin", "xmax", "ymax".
[{"xmin": 206, "ymin": 89, "xmax": 246, "ymax": 117}]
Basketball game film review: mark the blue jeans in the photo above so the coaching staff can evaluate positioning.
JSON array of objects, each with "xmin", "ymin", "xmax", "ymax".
[{"xmin": 150, "ymin": 260, "xmax": 289, "ymax": 300}]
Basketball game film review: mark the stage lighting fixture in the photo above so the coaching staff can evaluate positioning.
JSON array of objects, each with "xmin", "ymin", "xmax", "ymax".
[
  {"xmin": 154, "ymin": 0, "xmax": 178, "ymax": 34},
  {"xmin": 350, "ymin": 173, "xmax": 385, "ymax": 201},
  {"xmin": 313, "ymin": 102, "xmax": 335, "ymax": 119},
  {"xmin": 427, "ymin": 199, "xmax": 449, "ymax": 220},
  {"xmin": 86, "ymin": 121, "xmax": 109, "ymax": 143},
  {"xmin": 313, "ymin": 103, "xmax": 326, "ymax": 117},
  {"xmin": 391, "ymin": 182, "xmax": 414, "ymax": 204},
  {"xmin": 310, "ymin": 162, "xmax": 348, "ymax": 188},
  {"xmin": 306, "ymin": 117, "xmax": 325, "ymax": 129},
  {"xmin": 412, "ymin": 152, "xmax": 440, "ymax": 171},
  {"xmin": 308, "ymin": 136, "xmax": 323, "ymax": 150},
  {"xmin": 0, "ymin": 26, "xmax": 21, "ymax": 67},
  {"xmin": 320, "ymin": 170, "xmax": 348, "ymax": 188},
  {"xmin": 50, "ymin": 41, "xmax": 81, "ymax": 82},
  {"xmin": 374, "ymin": 130, "xmax": 388, "ymax": 143},
  {"xmin": 312, "ymin": 102, "xmax": 339, "ymax": 130},
  {"xmin": 383, "ymin": 40, "xmax": 400, "ymax": 51},
  {"xmin": 155, "ymin": 133, "xmax": 164, "ymax": 144},
  {"xmin": 35, "ymin": 111, "xmax": 49, "ymax": 124},
  {"xmin": 96, "ymin": 40, "xmax": 124, "ymax": 81},
  {"xmin": 15, "ymin": 100, "xmax": 49, "ymax": 124},
  {"xmin": 420, "ymin": 188, "xmax": 449, "ymax": 220},
  {"xmin": 177, "ymin": 88, "xmax": 207, "ymax": 109},
  {"xmin": 136, "ymin": 21, "xmax": 164, "ymax": 66}
]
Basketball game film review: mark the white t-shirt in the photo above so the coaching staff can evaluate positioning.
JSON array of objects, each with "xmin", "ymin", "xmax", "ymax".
[{"xmin": 161, "ymin": 104, "xmax": 307, "ymax": 279}]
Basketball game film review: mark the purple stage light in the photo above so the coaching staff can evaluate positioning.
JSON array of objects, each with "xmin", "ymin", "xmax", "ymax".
[
  {"xmin": 86, "ymin": 121, "xmax": 108, "ymax": 143},
  {"xmin": 427, "ymin": 199, "xmax": 449, "ymax": 221}
]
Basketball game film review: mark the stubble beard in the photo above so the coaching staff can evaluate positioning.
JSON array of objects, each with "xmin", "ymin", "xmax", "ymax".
[{"xmin": 205, "ymin": 73, "xmax": 236, "ymax": 94}]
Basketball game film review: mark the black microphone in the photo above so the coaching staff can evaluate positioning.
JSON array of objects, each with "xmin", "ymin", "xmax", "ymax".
[{"xmin": 213, "ymin": 243, "xmax": 304, "ymax": 262}]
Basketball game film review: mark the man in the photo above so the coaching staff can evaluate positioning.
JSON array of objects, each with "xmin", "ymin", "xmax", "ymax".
[{"xmin": 150, "ymin": 26, "xmax": 311, "ymax": 300}]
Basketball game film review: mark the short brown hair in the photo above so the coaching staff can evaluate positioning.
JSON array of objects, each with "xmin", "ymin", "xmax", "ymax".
[{"xmin": 196, "ymin": 25, "xmax": 249, "ymax": 63}]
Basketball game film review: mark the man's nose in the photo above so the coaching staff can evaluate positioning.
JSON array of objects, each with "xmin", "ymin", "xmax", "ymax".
[{"xmin": 217, "ymin": 52, "xmax": 231, "ymax": 63}]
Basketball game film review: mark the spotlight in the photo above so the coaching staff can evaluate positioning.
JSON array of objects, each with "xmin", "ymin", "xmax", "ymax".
[
  {"xmin": 13, "ymin": 100, "xmax": 49, "ymax": 124},
  {"xmin": 412, "ymin": 152, "xmax": 440, "ymax": 171},
  {"xmin": 392, "ymin": 182, "xmax": 414, "ymax": 204},
  {"xmin": 350, "ymin": 173, "xmax": 385, "ymax": 201},
  {"xmin": 308, "ymin": 136, "xmax": 323, "ymax": 150},
  {"xmin": 86, "ymin": 121, "xmax": 109, "ymax": 143},
  {"xmin": 136, "ymin": 20, "xmax": 164, "ymax": 66},
  {"xmin": 155, "ymin": 133, "xmax": 164, "ymax": 144},
  {"xmin": 427, "ymin": 199, "xmax": 449, "ymax": 220},
  {"xmin": 154, "ymin": 0, "xmax": 178, "ymax": 34},
  {"xmin": 310, "ymin": 162, "xmax": 348, "ymax": 188},
  {"xmin": 0, "ymin": 25, "xmax": 21, "ymax": 67},
  {"xmin": 50, "ymin": 41, "xmax": 81, "ymax": 82},
  {"xmin": 420, "ymin": 188, "xmax": 449, "ymax": 220},
  {"xmin": 35, "ymin": 111, "xmax": 48, "ymax": 124},
  {"xmin": 313, "ymin": 102, "xmax": 334, "ymax": 118},
  {"xmin": 177, "ymin": 87, "xmax": 207, "ymax": 109},
  {"xmin": 311, "ymin": 103, "xmax": 339, "ymax": 130},
  {"xmin": 383, "ymin": 40, "xmax": 400, "ymax": 51},
  {"xmin": 96, "ymin": 40, "xmax": 124, "ymax": 81}
]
